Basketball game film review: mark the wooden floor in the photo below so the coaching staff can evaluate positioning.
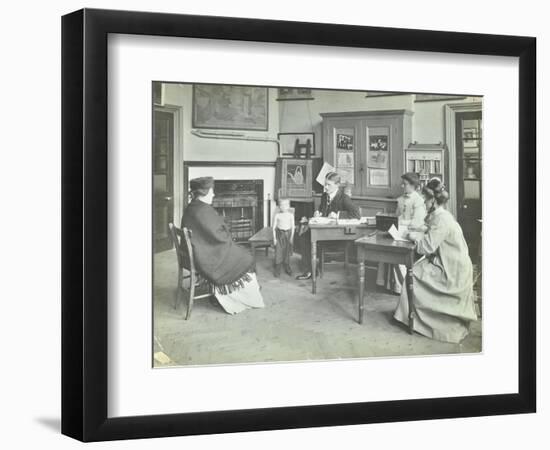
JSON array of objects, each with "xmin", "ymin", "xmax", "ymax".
[{"xmin": 153, "ymin": 248, "xmax": 482, "ymax": 367}]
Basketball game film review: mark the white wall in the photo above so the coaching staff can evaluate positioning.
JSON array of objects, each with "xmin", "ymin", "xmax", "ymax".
[
  {"xmin": 1, "ymin": 1, "xmax": 546, "ymax": 450},
  {"xmin": 413, "ymin": 96, "xmax": 481, "ymax": 143}
]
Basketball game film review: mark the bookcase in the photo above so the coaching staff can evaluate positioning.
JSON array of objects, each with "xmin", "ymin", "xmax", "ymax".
[{"xmin": 404, "ymin": 142, "xmax": 446, "ymax": 188}]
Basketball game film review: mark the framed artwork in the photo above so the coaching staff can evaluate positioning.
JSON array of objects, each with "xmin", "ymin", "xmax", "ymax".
[
  {"xmin": 278, "ymin": 132, "xmax": 316, "ymax": 157},
  {"xmin": 276, "ymin": 158, "xmax": 313, "ymax": 198},
  {"xmin": 62, "ymin": 8, "xmax": 535, "ymax": 442},
  {"xmin": 277, "ymin": 87, "xmax": 314, "ymax": 101},
  {"xmin": 192, "ymin": 84, "xmax": 268, "ymax": 130}
]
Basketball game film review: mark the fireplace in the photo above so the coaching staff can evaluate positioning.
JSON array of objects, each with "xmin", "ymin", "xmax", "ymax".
[{"xmin": 212, "ymin": 179, "xmax": 264, "ymax": 242}]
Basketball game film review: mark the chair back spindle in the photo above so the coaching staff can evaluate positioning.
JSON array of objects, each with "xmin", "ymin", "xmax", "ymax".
[{"xmin": 169, "ymin": 223, "xmax": 192, "ymax": 270}]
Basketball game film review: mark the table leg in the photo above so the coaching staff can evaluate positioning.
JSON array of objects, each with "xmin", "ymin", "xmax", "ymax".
[
  {"xmin": 358, "ymin": 260, "xmax": 365, "ymax": 324},
  {"xmin": 311, "ymin": 240, "xmax": 317, "ymax": 294},
  {"xmin": 250, "ymin": 243, "xmax": 257, "ymax": 262},
  {"xmin": 406, "ymin": 267, "xmax": 415, "ymax": 334}
]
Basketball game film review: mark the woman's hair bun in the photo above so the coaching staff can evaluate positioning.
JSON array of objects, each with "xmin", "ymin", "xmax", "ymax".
[
  {"xmin": 426, "ymin": 177, "xmax": 445, "ymax": 193},
  {"xmin": 424, "ymin": 177, "xmax": 449, "ymax": 204}
]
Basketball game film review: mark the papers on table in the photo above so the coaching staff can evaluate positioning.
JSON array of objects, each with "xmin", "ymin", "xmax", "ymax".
[
  {"xmin": 309, "ymin": 217, "xmax": 335, "ymax": 225},
  {"xmin": 388, "ymin": 224, "xmax": 409, "ymax": 242},
  {"xmin": 336, "ymin": 218, "xmax": 361, "ymax": 225}
]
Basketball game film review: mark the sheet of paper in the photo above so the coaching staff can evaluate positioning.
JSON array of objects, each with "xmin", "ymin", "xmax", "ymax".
[
  {"xmin": 316, "ymin": 162, "xmax": 335, "ymax": 186},
  {"xmin": 388, "ymin": 224, "xmax": 409, "ymax": 242}
]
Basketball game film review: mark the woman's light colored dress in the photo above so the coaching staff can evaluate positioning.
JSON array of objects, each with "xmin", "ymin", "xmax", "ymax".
[
  {"xmin": 214, "ymin": 272, "xmax": 265, "ymax": 315},
  {"xmin": 393, "ymin": 207, "xmax": 478, "ymax": 343},
  {"xmin": 377, "ymin": 190, "xmax": 426, "ymax": 293}
]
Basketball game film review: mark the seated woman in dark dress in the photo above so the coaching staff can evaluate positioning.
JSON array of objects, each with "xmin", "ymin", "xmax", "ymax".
[
  {"xmin": 296, "ymin": 172, "xmax": 361, "ymax": 280},
  {"xmin": 181, "ymin": 177, "xmax": 265, "ymax": 314}
]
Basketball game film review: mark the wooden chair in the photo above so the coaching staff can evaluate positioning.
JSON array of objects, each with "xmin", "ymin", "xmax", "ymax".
[
  {"xmin": 168, "ymin": 223, "xmax": 213, "ymax": 320},
  {"xmin": 319, "ymin": 242, "xmax": 350, "ymax": 277},
  {"xmin": 318, "ymin": 206, "xmax": 379, "ymax": 277}
]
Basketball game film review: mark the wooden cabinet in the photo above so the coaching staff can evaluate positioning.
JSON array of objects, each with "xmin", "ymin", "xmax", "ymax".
[{"xmin": 320, "ymin": 110, "xmax": 413, "ymax": 213}]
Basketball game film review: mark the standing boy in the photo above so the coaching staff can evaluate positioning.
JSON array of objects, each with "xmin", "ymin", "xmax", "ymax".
[{"xmin": 272, "ymin": 198, "xmax": 295, "ymax": 277}]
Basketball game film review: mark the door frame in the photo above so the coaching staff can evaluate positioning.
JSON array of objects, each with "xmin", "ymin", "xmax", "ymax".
[
  {"xmin": 154, "ymin": 104, "xmax": 184, "ymax": 229},
  {"xmin": 444, "ymin": 101, "xmax": 482, "ymax": 217}
]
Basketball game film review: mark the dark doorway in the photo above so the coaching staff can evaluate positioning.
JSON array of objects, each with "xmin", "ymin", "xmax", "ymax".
[
  {"xmin": 455, "ymin": 110, "xmax": 482, "ymax": 263},
  {"xmin": 153, "ymin": 109, "xmax": 175, "ymax": 253}
]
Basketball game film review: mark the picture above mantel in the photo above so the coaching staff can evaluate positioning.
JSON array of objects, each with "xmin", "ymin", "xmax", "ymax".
[{"xmin": 192, "ymin": 84, "xmax": 268, "ymax": 131}]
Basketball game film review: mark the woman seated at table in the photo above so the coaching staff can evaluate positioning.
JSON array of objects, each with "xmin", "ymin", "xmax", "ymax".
[
  {"xmin": 295, "ymin": 171, "xmax": 361, "ymax": 280},
  {"xmin": 393, "ymin": 178, "xmax": 477, "ymax": 343},
  {"xmin": 377, "ymin": 172, "xmax": 427, "ymax": 294},
  {"xmin": 181, "ymin": 176, "xmax": 265, "ymax": 315}
]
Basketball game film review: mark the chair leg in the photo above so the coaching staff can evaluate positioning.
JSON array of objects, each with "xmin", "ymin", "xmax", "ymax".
[
  {"xmin": 175, "ymin": 271, "xmax": 183, "ymax": 310},
  {"xmin": 265, "ymin": 246, "xmax": 269, "ymax": 257},
  {"xmin": 320, "ymin": 248, "xmax": 324, "ymax": 278},
  {"xmin": 186, "ymin": 272, "xmax": 196, "ymax": 320}
]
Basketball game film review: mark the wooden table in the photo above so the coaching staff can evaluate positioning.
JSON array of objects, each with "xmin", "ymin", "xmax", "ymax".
[
  {"xmin": 309, "ymin": 222, "xmax": 375, "ymax": 294},
  {"xmin": 355, "ymin": 233, "xmax": 416, "ymax": 330}
]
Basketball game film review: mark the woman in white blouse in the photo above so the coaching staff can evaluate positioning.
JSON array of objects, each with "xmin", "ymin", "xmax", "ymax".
[{"xmin": 377, "ymin": 172, "xmax": 427, "ymax": 294}]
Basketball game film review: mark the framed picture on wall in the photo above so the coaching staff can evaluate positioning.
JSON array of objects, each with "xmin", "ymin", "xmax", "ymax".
[
  {"xmin": 278, "ymin": 132, "xmax": 316, "ymax": 157},
  {"xmin": 62, "ymin": 8, "xmax": 535, "ymax": 442},
  {"xmin": 276, "ymin": 87, "xmax": 314, "ymax": 101},
  {"xmin": 192, "ymin": 83, "xmax": 268, "ymax": 130},
  {"xmin": 276, "ymin": 157, "xmax": 313, "ymax": 199}
]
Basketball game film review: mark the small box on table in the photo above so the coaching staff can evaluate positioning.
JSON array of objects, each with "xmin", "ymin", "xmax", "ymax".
[{"xmin": 375, "ymin": 212, "xmax": 398, "ymax": 231}]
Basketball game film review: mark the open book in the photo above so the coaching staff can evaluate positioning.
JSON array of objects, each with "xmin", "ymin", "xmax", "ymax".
[{"xmin": 388, "ymin": 224, "xmax": 410, "ymax": 242}]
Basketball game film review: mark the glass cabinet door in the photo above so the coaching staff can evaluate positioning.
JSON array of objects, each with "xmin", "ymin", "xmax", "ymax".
[
  {"xmin": 364, "ymin": 125, "xmax": 391, "ymax": 191},
  {"xmin": 332, "ymin": 125, "xmax": 360, "ymax": 195}
]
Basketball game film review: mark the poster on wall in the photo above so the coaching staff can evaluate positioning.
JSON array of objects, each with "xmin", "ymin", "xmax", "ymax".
[
  {"xmin": 368, "ymin": 134, "xmax": 389, "ymax": 169},
  {"xmin": 337, "ymin": 167, "xmax": 354, "ymax": 184},
  {"xmin": 337, "ymin": 151, "xmax": 354, "ymax": 168},
  {"xmin": 336, "ymin": 133, "xmax": 354, "ymax": 150},
  {"xmin": 369, "ymin": 168, "xmax": 389, "ymax": 186}
]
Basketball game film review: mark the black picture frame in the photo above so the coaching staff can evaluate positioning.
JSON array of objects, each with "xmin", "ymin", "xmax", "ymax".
[
  {"xmin": 278, "ymin": 132, "xmax": 316, "ymax": 157},
  {"xmin": 62, "ymin": 8, "xmax": 536, "ymax": 442}
]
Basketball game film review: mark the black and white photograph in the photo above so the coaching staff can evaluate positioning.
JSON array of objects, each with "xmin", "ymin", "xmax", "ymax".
[
  {"xmin": 153, "ymin": 82, "xmax": 484, "ymax": 367},
  {"xmin": 2, "ymin": 0, "xmax": 544, "ymax": 447}
]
